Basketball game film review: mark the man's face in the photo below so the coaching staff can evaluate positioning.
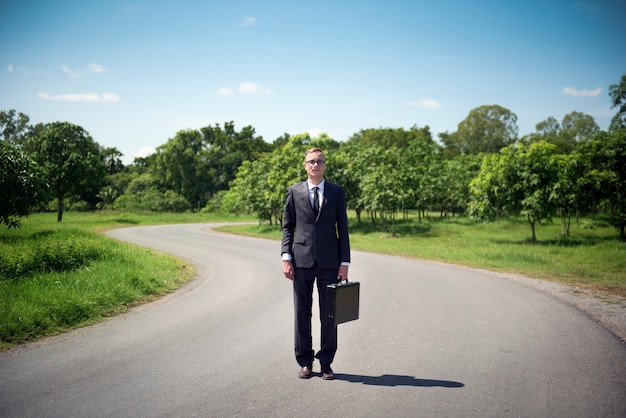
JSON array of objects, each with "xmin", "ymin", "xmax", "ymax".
[{"xmin": 304, "ymin": 150, "xmax": 326, "ymax": 180}]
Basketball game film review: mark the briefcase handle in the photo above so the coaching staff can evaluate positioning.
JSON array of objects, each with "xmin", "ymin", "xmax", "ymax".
[{"xmin": 337, "ymin": 274, "xmax": 348, "ymax": 285}]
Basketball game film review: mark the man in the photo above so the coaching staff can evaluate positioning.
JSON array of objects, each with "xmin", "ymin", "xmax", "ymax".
[{"xmin": 281, "ymin": 147, "xmax": 351, "ymax": 380}]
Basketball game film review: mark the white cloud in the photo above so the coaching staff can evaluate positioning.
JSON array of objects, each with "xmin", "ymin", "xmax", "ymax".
[
  {"xmin": 87, "ymin": 63, "xmax": 107, "ymax": 73},
  {"xmin": 7, "ymin": 64, "xmax": 29, "ymax": 74},
  {"xmin": 62, "ymin": 63, "xmax": 108, "ymax": 78},
  {"xmin": 135, "ymin": 146, "xmax": 156, "ymax": 158},
  {"xmin": 403, "ymin": 99, "xmax": 442, "ymax": 109},
  {"xmin": 307, "ymin": 128, "xmax": 323, "ymax": 138},
  {"xmin": 562, "ymin": 86, "xmax": 602, "ymax": 97},
  {"xmin": 216, "ymin": 82, "xmax": 274, "ymax": 96},
  {"xmin": 237, "ymin": 17, "xmax": 257, "ymax": 27},
  {"xmin": 238, "ymin": 82, "xmax": 274, "ymax": 95},
  {"xmin": 216, "ymin": 87, "xmax": 233, "ymax": 96},
  {"xmin": 38, "ymin": 92, "xmax": 120, "ymax": 103},
  {"xmin": 62, "ymin": 65, "xmax": 82, "ymax": 78}
]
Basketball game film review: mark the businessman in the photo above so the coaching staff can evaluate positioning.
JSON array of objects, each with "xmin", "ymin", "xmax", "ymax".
[{"xmin": 281, "ymin": 147, "xmax": 351, "ymax": 380}]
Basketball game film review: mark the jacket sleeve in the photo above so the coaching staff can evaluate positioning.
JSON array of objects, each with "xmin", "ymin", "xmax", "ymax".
[
  {"xmin": 281, "ymin": 186, "xmax": 296, "ymax": 256},
  {"xmin": 336, "ymin": 185, "xmax": 351, "ymax": 264}
]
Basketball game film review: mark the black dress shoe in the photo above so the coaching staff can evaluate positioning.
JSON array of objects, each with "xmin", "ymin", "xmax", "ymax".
[
  {"xmin": 321, "ymin": 365, "xmax": 334, "ymax": 380},
  {"xmin": 299, "ymin": 364, "xmax": 313, "ymax": 379}
]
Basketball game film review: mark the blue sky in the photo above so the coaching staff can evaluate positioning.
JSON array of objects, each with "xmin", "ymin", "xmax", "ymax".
[{"xmin": 1, "ymin": 0, "xmax": 624, "ymax": 163}]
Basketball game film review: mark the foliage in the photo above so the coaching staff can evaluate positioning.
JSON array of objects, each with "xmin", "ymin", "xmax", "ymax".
[
  {"xmin": 222, "ymin": 133, "xmax": 334, "ymax": 225},
  {"xmin": 579, "ymin": 128, "xmax": 626, "ymax": 240},
  {"xmin": 527, "ymin": 111, "xmax": 599, "ymax": 154},
  {"xmin": 2, "ymin": 73, "xmax": 626, "ymax": 241},
  {"xmin": 609, "ymin": 73, "xmax": 626, "ymax": 131},
  {"xmin": 154, "ymin": 122, "xmax": 272, "ymax": 212},
  {"xmin": 114, "ymin": 187, "xmax": 188, "ymax": 212},
  {"xmin": 154, "ymin": 129, "xmax": 210, "ymax": 212},
  {"xmin": 442, "ymin": 104, "xmax": 518, "ymax": 155},
  {"xmin": 470, "ymin": 141, "xmax": 559, "ymax": 241},
  {"xmin": 0, "ymin": 141, "xmax": 49, "ymax": 228},
  {"xmin": 0, "ymin": 109, "xmax": 32, "ymax": 144},
  {"xmin": 26, "ymin": 122, "xmax": 105, "ymax": 222},
  {"xmin": 468, "ymin": 153, "xmax": 509, "ymax": 223}
]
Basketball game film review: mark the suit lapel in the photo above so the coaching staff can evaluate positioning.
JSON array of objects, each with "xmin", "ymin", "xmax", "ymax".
[{"xmin": 297, "ymin": 182, "xmax": 316, "ymax": 218}]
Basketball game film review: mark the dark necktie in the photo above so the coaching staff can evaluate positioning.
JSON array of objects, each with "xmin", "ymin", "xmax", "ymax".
[{"xmin": 313, "ymin": 187, "xmax": 320, "ymax": 216}]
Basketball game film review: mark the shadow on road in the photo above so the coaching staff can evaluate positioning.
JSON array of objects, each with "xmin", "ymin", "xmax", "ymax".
[{"xmin": 334, "ymin": 374, "xmax": 464, "ymax": 388}]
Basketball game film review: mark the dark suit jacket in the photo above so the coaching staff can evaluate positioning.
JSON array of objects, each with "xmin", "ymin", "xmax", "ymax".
[{"xmin": 281, "ymin": 180, "xmax": 350, "ymax": 269}]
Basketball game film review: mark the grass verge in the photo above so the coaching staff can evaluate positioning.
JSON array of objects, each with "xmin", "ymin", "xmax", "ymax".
[
  {"xmin": 0, "ymin": 211, "xmax": 251, "ymax": 350},
  {"xmin": 217, "ymin": 213, "xmax": 626, "ymax": 295}
]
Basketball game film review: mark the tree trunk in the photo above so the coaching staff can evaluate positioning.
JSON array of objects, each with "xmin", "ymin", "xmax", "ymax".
[
  {"xmin": 57, "ymin": 196, "xmax": 64, "ymax": 222},
  {"xmin": 528, "ymin": 214, "xmax": 536, "ymax": 242}
]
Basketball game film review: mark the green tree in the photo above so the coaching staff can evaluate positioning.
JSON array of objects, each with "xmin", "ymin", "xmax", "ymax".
[
  {"xmin": 101, "ymin": 146, "xmax": 125, "ymax": 175},
  {"xmin": 550, "ymin": 153, "xmax": 579, "ymax": 236},
  {"xmin": 560, "ymin": 111, "xmax": 599, "ymax": 152},
  {"xmin": 29, "ymin": 122, "xmax": 105, "ymax": 222},
  {"xmin": 609, "ymin": 73, "xmax": 626, "ymax": 131},
  {"xmin": 470, "ymin": 142, "xmax": 559, "ymax": 241},
  {"xmin": 223, "ymin": 133, "xmax": 336, "ymax": 224},
  {"xmin": 201, "ymin": 121, "xmax": 273, "ymax": 194},
  {"xmin": 468, "ymin": 153, "xmax": 510, "ymax": 223},
  {"xmin": 0, "ymin": 141, "xmax": 49, "ymax": 228},
  {"xmin": 436, "ymin": 154, "xmax": 482, "ymax": 219},
  {"xmin": 508, "ymin": 142, "xmax": 559, "ymax": 241},
  {"xmin": 580, "ymin": 129, "xmax": 626, "ymax": 240},
  {"xmin": 526, "ymin": 112, "xmax": 598, "ymax": 154},
  {"xmin": 0, "ymin": 109, "xmax": 32, "ymax": 144},
  {"xmin": 154, "ymin": 129, "xmax": 212, "ymax": 212},
  {"xmin": 444, "ymin": 105, "xmax": 518, "ymax": 155}
]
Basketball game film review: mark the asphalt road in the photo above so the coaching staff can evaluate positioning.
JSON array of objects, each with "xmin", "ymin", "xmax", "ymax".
[{"xmin": 1, "ymin": 223, "xmax": 625, "ymax": 417}]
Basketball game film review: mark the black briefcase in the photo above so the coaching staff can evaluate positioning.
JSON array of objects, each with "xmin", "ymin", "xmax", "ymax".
[{"xmin": 327, "ymin": 281, "xmax": 360, "ymax": 325}]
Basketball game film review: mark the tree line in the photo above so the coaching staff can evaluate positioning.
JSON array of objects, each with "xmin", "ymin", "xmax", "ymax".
[{"xmin": 2, "ymin": 74, "xmax": 625, "ymax": 241}]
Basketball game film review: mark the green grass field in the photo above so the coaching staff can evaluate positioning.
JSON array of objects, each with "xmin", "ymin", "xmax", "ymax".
[
  {"xmin": 218, "ymin": 213, "xmax": 626, "ymax": 293},
  {"xmin": 1, "ymin": 211, "xmax": 624, "ymax": 350}
]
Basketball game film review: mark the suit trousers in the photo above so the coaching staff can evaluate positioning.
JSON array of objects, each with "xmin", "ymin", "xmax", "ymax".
[{"xmin": 293, "ymin": 262, "xmax": 338, "ymax": 367}]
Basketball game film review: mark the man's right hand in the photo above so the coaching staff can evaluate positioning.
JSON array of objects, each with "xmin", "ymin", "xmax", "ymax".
[{"xmin": 282, "ymin": 260, "xmax": 294, "ymax": 281}]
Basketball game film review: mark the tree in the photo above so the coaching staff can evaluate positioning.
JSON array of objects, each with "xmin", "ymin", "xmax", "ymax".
[
  {"xmin": 155, "ymin": 129, "xmax": 214, "ymax": 211},
  {"xmin": 222, "ymin": 133, "xmax": 334, "ymax": 225},
  {"xmin": 550, "ymin": 153, "xmax": 579, "ymax": 236},
  {"xmin": 0, "ymin": 109, "xmax": 32, "ymax": 144},
  {"xmin": 509, "ymin": 142, "xmax": 559, "ymax": 241},
  {"xmin": 29, "ymin": 122, "xmax": 105, "ymax": 222},
  {"xmin": 436, "ymin": 154, "xmax": 482, "ymax": 219},
  {"xmin": 469, "ymin": 142, "xmax": 559, "ymax": 241},
  {"xmin": 468, "ymin": 153, "xmax": 510, "ymax": 223},
  {"xmin": 579, "ymin": 129, "xmax": 626, "ymax": 240},
  {"xmin": 0, "ymin": 141, "xmax": 49, "ymax": 228},
  {"xmin": 201, "ymin": 121, "xmax": 273, "ymax": 195},
  {"xmin": 526, "ymin": 112, "xmax": 598, "ymax": 154},
  {"xmin": 560, "ymin": 111, "xmax": 599, "ymax": 152},
  {"xmin": 101, "ymin": 146, "xmax": 124, "ymax": 175},
  {"xmin": 609, "ymin": 73, "xmax": 626, "ymax": 131},
  {"xmin": 446, "ymin": 105, "xmax": 518, "ymax": 155}
]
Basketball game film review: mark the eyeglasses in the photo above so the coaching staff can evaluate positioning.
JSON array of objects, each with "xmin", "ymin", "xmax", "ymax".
[{"xmin": 306, "ymin": 160, "xmax": 326, "ymax": 166}]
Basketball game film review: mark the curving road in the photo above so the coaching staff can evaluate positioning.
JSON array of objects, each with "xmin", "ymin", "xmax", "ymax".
[{"xmin": 1, "ymin": 224, "xmax": 625, "ymax": 417}]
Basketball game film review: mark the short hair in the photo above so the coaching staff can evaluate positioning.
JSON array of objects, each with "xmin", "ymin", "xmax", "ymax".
[{"xmin": 304, "ymin": 147, "xmax": 325, "ymax": 161}]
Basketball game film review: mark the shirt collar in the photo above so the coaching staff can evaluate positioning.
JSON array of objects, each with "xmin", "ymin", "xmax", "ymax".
[{"xmin": 307, "ymin": 180, "xmax": 325, "ymax": 192}]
